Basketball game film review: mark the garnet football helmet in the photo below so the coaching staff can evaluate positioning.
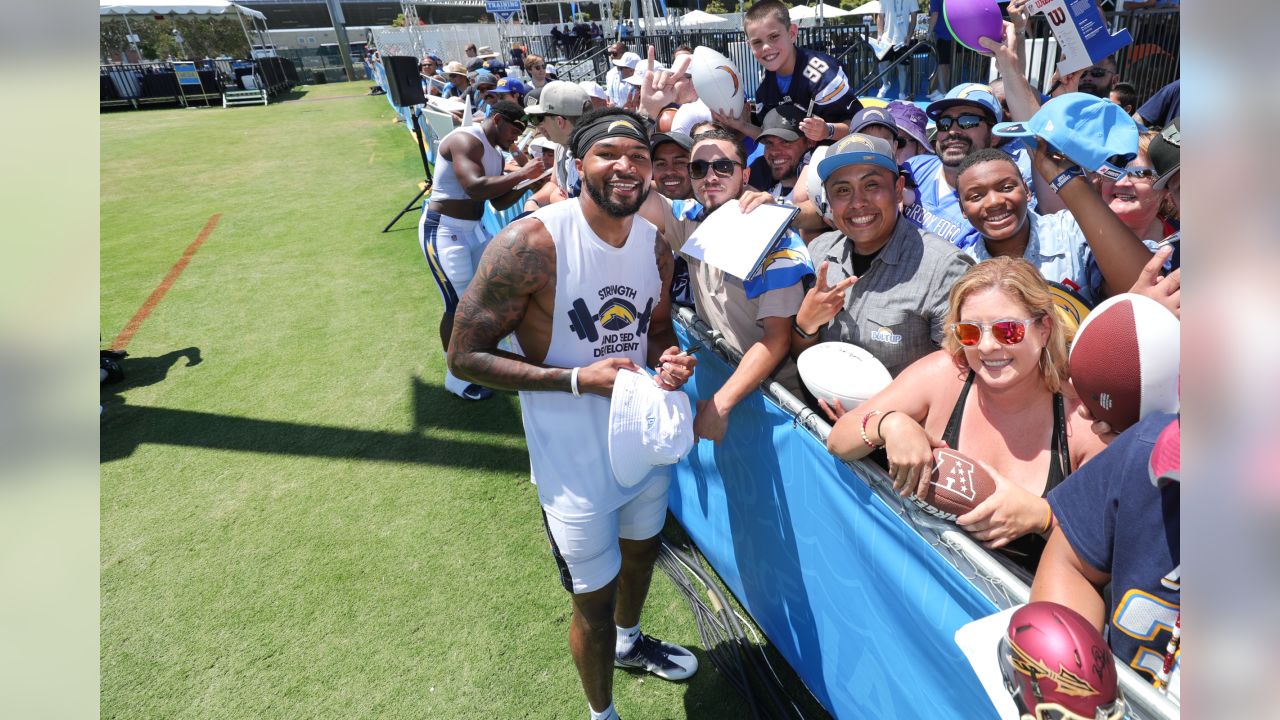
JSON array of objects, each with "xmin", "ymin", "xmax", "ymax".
[{"xmin": 998, "ymin": 602, "xmax": 1127, "ymax": 720}]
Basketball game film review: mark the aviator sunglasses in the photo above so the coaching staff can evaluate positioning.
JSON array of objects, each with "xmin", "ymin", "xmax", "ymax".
[
  {"xmin": 688, "ymin": 158, "xmax": 743, "ymax": 179},
  {"xmin": 950, "ymin": 318, "xmax": 1040, "ymax": 346},
  {"xmin": 936, "ymin": 113, "xmax": 987, "ymax": 132}
]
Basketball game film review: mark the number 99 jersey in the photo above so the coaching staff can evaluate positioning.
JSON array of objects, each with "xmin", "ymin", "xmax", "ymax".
[{"xmin": 752, "ymin": 47, "xmax": 861, "ymax": 127}]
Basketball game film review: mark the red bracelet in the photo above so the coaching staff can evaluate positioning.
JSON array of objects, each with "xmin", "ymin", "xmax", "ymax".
[{"xmin": 860, "ymin": 411, "xmax": 884, "ymax": 449}]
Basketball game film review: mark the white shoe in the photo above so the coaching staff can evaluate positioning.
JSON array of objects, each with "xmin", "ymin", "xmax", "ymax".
[{"xmin": 928, "ymin": 90, "xmax": 945, "ymax": 102}]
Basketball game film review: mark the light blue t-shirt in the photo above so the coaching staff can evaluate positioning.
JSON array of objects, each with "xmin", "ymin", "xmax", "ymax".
[
  {"xmin": 965, "ymin": 209, "xmax": 1097, "ymax": 304},
  {"xmin": 903, "ymin": 149, "xmax": 1038, "ymax": 250}
]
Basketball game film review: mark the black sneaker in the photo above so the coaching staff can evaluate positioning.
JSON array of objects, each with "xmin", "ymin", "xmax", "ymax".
[{"xmin": 614, "ymin": 633, "xmax": 697, "ymax": 680}]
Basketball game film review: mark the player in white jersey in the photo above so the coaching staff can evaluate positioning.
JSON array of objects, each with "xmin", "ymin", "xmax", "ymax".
[
  {"xmin": 447, "ymin": 108, "xmax": 698, "ymax": 720},
  {"xmin": 419, "ymin": 101, "xmax": 546, "ymax": 400}
]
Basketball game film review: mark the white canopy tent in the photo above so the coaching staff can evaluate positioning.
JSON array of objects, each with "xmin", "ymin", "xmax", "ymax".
[
  {"xmin": 678, "ymin": 9, "xmax": 730, "ymax": 27},
  {"xmin": 789, "ymin": 3, "xmax": 855, "ymax": 26},
  {"xmin": 99, "ymin": 0, "xmax": 272, "ymax": 61},
  {"xmin": 849, "ymin": 0, "xmax": 881, "ymax": 15}
]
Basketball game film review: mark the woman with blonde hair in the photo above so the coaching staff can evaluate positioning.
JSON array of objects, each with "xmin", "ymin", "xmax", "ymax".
[
  {"xmin": 522, "ymin": 54, "xmax": 548, "ymax": 89},
  {"xmin": 827, "ymin": 257, "xmax": 1108, "ymax": 571},
  {"xmin": 1099, "ymin": 131, "xmax": 1171, "ymax": 243}
]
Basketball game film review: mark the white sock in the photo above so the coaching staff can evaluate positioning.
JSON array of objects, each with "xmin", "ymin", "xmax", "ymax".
[
  {"xmin": 442, "ymin": 351, "xmax": 470, "ymax": 395},
  {"xmin": 589, "ymin": 701, "xmax": 617, "ymax": 720},
  {"xmin": 616, "ymin": 623, "xmax": 640, "ymax": 654}
]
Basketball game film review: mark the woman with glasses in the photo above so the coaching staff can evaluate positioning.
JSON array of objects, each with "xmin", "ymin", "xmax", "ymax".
[
  {"xmin": 1098, "ymin": 131, "xmax": 1172, "ymax": 245},
  {"xmin": 827, "ymin": 257, "xmax": 1108, "ymax": 572},
  {"xmin": 522, "ymin": 54, "xmax": 548, "ymax": 89}
]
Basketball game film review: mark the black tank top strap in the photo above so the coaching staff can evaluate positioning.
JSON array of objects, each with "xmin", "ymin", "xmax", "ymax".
[
  {"xmin": 941, "ymin": 370, "xmax": 976, "ymax": 449},
  {"xmin": 1045, "ymin": 392, "xmax": 1071, "ymax": 492}
]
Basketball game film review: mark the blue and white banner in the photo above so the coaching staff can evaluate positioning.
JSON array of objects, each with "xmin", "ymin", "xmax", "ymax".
[
  {"xmin": 1030, "ymin": 0, "xmax": 1133, "ymax": 74},
  {"xmin": 485, "ymin": 0, "xmax": 521, "ymax": 13},
  {"xmin": 669, "ymin": 328, "xmax": 1003, "ymax": 719}
]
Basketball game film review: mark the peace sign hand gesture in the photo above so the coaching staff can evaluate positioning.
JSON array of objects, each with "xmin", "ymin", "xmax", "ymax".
[
  {"xmin": 795, "ymin": 261, "xmax": 857, "ymax": 337},
  {"xmin": 639, "ymin": 45, "xmax": 692, "ymax": 119}
]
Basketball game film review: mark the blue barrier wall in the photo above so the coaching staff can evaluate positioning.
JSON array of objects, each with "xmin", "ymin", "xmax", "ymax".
[{"xmin": 669, "ymin": 325, "xmax": 1000, "ymax": 719}]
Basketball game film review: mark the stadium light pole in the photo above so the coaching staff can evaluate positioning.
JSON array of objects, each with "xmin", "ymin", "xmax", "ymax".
[{"xmin": 323, "ymin": 0, "xmax": 358, "ymax": 82}]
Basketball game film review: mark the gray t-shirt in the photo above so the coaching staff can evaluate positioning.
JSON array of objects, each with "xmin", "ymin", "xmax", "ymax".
[{"xmin": 807, "ymin": 218, "xmax": 973, "ymax": 377}]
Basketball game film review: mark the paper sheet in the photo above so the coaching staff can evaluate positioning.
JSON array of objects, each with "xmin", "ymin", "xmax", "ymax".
[
  {"xmin": 513, "ymin": 167, "xmax": 553, "ymax": 191},
  {"xmin": 954, "ymin": 605, "xmax": 1024, "ymax": 720},
  {"xmin": 681, "ymin": 200, "xmax": 798, "ymax": 281}
]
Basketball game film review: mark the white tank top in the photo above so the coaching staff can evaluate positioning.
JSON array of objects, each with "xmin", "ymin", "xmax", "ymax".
[
  {"xmin": 519, "ymin": 198, "xmax": 663, "ymax": 520},
  {"xmin": 430, "ymin": 125, "xmax": 504, "ymax": 203}
]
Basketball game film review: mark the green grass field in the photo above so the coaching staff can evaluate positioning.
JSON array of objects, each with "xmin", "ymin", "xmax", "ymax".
[{"xmin": 100, "ymin": 82, "xmax": 755, "ymax": 719}]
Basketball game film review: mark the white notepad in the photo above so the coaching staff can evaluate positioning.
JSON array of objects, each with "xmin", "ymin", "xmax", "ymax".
[{"xmin": 681, "ymin": 200, "xmax": 799, "ymax": 281}]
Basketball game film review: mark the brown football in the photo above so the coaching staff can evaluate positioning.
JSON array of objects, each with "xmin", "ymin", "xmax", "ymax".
[{"xmin": 910, "ymin": 449, "xmax": 997, "ymax": 522}]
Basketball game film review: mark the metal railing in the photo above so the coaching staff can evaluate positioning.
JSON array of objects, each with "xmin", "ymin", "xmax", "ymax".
[{"xmin": 100, "ymin": 56, "xmax": 299, "ymax": 111}]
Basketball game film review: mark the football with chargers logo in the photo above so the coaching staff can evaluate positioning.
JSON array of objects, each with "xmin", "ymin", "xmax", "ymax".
[
  {"xmin": 690, "ymin": 46, "xmax": 745, "ymax": 117},
  {"xmin": 911, "ymin": 449, "xmax": 997, "ymax": 521}
]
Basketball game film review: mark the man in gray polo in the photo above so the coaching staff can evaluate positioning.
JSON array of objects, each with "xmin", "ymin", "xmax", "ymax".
[{"xmin": 791, "ymin": 134, "xmax": 973, "ymax": 381}]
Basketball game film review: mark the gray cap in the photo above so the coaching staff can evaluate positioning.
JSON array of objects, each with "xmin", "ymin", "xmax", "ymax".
[
  {"xmin": 524, "ymin": 80, "xmax": 591, "ymax": 117},
  {"xmin": 758, "ymin": 106, "xmax": 805, "ymax": 142},
  {"xmin": 1149, "ymin": 117, "xmax": 1180, "ymax": 189}
]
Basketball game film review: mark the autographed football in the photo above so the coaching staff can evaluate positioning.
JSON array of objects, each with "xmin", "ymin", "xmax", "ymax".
[
  {"xmin": 797, "ymin": 342, "xmax": 892, "ymax": 409},
  {"xmin": 1068, "ymin": 292, "xmax": 1179, "ymax": 432},
  {"xmin": 910, "ymin": 449, "xmax": 997, "ymax": 522},
  {"xmin": 690, "ymin": 46, "xmax": 745, "ymax": 117}
]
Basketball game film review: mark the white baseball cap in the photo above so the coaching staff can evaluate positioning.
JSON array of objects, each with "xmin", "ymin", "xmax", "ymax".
[
  {"xmin": 608, "ymin": 369, "xmax": 694, "ymax": 488},
  {"xmin": 612, "ymin": 51, "xmax": 641, "ymax": 70},
  {"xmin": 578, "ymin": 80, "xmax": 609, "ymax": 101},
  {"xmin": 529, "ymin": 136, "xmax": 560, "ymax": 152},
  {"xmin": 624, "ymin": 60, "xmax": 666, "ymax": 86}
]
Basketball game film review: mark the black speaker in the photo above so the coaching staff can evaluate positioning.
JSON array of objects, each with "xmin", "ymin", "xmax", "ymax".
[{"xmin": 384, "ymin": 55, "xmax": 426, "ymax": 107}]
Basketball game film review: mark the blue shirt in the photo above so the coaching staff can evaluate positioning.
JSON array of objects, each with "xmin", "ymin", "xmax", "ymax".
[
  {"xmin": 966, "ymin": 209, "xmax": 1098, "ymax": 304},
  {"xmin": 1048, "ymin": 412, "xmax": 1180, "ymax": 696},
  {"xmin": 929, "ymin": 0, "xmax": 954, "ymax": 41},
  {"xmin": 903, "ymin": 150, "xmax": 1038, "ymax": 250}
]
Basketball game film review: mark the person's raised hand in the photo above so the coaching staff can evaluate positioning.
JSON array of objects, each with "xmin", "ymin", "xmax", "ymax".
[
  {"xmin": 795, "ymin": 261, "xmax": 857, "ymax": 337},
  {"xmin": 957, "ymin": 461, "xmax": 1046, "ymax": 549},
  {"xmin": 655, "ymin": 345, "xmax": 696, "ymax": 390},
  {"xmin": 799, "ymin": 116, "xmax": 830, "ymax": 142},
  {"xmin": 979, "ymin": 21, "xmax": 1021, "ymax": 77},
  {"xmin": 1128, "ymin": 245, "xmax": 1180, "ymax": 318},
  {"xmin": 640, "ymin": 45, "xmax": 691, "ymax": 118},
  {"xmin": 577, "ymin": 357, "xmax": 642, "ymax": 397},
  {"xmin": 710, "ymin": 103, "xmax": 752, "ymax": 136}
]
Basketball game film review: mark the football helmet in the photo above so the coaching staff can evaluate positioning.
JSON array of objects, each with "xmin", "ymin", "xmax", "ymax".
[{"xmin": 998, "ymin": 602, "xmax": 1126, "ymax": 720}]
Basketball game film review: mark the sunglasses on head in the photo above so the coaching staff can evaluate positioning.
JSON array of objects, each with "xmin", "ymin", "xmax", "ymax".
[
  {"xmin": 950, "ymin": 318, "xmax": 1039, "ymax": 346},
  {"xmin": 936, "ymin": 113, "xmax": 987, "ymax": 132},
  {"xmin": 688, "ymin": 158, "xmax": 743, "ymax": 179}
]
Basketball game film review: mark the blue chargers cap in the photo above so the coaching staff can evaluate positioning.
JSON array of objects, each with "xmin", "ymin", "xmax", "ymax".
[
  {"xmin": 926, "ymin": 82, "xmax": 1003, "ymax": 124},
  {"xmin": 993, "ymin": 93, "xmax": 1139, "ymax": 181},
  {"xmin": 816, "ymin": 133, "xmax": 899, "ymax": 182}
]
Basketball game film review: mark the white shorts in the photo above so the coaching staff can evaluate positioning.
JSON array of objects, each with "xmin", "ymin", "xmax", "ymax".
[
  {"xmin": 419, "ymin": 209, "xmax": 493, "ymax": 314},
  {"xmin": 540, "ymin": 474, "xmax": 671, "ymax": 595}
]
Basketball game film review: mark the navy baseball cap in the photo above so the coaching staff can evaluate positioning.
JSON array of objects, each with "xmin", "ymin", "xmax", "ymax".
[
  {"xmin": 993, "ymin": 93, "xmax": 1138, "ymax": 181},
  {"xmin": 758, "ymin": 106, "xmax": 805, "ymax": 142},
  {"xmin": 926, "ymin": 83, "xmax": 1003, "ymax": 124},
  {"xmin": 816, "ymin": 133, "xmax": 899, "ymax": 182},
  {"xmin": 486, "ymin": 77, "xmax": 526, "ymax": 96},
  {"xmin": 850, "ymin": 106, "xmax": 901, "ymax": 139}
]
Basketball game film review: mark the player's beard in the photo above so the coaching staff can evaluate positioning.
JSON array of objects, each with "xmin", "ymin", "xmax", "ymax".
[{"xmin": 584, "ymin": 172, "xmax": 650, "ymax": 218}]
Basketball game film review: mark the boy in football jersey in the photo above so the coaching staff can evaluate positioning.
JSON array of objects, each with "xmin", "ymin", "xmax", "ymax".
[{"xmin": 714, "ymin": 0, "xmax": 861, "ymax": 144}]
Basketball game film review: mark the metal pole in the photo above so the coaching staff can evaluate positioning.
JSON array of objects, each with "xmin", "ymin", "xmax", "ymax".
[
  {"xmin": 322, "ymin": 0, "xmax": 358, "ymax": 81},
  {"xmin": 122, "ymin": 14, "xmax": 141, "ymax": 62}
]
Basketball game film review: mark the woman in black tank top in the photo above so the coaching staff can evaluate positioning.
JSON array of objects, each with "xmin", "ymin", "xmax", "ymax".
[{"xmin": 826, "ymin": 258, "xmax": 1109, "ymax": 573}]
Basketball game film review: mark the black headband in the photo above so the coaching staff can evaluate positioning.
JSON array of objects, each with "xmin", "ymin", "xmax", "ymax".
[{"xmin": 570, "ymin": 114, "xmax": 650, "ymax": 158}]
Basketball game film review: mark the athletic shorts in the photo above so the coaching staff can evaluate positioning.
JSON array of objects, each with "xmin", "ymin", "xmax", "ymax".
[
  {"xmin": 540, "ymin": 473, "xmax": 671, "ymax": 595},
  {"xmin": 419, "ymin": 209, "xmax": 493, "ymax": 314},
  {"xmin": 934, "ymin": 37, "xmax": 955, "ymax": 65}
]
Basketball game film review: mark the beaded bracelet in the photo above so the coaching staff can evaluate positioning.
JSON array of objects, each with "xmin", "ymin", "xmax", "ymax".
[{"xmin": 860, "ymin": 410, "xmax": 884, "ymax": 449}]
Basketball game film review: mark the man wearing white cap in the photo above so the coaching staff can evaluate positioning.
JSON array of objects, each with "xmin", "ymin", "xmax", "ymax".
[
  {"xmin": 449, "ymin": 108, "xmax": 699, "ymax": 720},
  {"xmin": 606, "ymin": 51, "xmax": 641, "ymax": 109},
  {"xmin": 579, "ymin": 80, "xmax": 612, "ymax": 109}
]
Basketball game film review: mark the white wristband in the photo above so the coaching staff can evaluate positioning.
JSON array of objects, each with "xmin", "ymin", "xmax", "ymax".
[{"xmin": 570, "ymin": 367, "xmax": 581, "ymax": 397}]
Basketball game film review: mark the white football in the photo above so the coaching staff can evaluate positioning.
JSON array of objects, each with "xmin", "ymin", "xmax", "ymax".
[
  {"xmin": 805, "ymin": 145, "xmax": 833, "ymax": 224},
  {"xmin": 690, "ymin": 46, "xmax": 745, "ymax": 117},
  {"xmin": 797, "ymin": 342, "xmax": 892, "ymax": 409}
]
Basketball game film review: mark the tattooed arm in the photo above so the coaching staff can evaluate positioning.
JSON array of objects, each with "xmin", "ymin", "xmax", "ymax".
[{"xmin": 448, "ymin": 218, "xmax": 641, "ymax": 397}]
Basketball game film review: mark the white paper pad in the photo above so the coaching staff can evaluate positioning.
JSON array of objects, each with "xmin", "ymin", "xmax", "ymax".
[
  {"xmin": 424, "ymin": 95, "xmax": 466, "ymax": 114},
  {"xmin": 681, "ymin": 200, "xmax": 798, "ymax": 281},
  {"xmin": 954, "ymin": 605, "xmax": 1024, "ymax": 720},
  {"xmin": 513, "ymin": 167, "xmax": 553, "ymax": 191}
]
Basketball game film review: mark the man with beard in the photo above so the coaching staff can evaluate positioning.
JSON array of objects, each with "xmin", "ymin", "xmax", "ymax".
[
  {"xmin": 901, "ymin": 83, "xmax": 1043, "ymax": 251},
  {"xmin": 747, "ymin": 106, "xmax": 812, "ymax": 203},
  {"xmin": 448, "ymin": 108, "xmax": 698, "ymax": 720},
  {"xmin": 1077, "ymin": 56, "xmax": 1119, "ymax": 99},
  {"xmin": 419, "ymin": 101, "xmax": 549, "ymax": 400},
  {"xmin": 640, "ymin": 130, "xmax": 812, "ymax": 436}
]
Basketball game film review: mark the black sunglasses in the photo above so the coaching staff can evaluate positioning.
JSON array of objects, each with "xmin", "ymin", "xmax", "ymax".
[
  {"xmin": 936, "ymin": 114, "xmax": 987, "ymax": 132},
  {"xmin": 688, "ymin": 158, "xmax": 743, "ymax": 179},
  {"xmin": 1084, "ymin": 67, "xmax": 1113, "ymax": 78}
]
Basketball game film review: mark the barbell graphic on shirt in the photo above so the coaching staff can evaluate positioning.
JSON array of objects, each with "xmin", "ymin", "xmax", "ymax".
[{"xmin": 567, "ymin": 297, "xmax": 654, "ymax": 342}]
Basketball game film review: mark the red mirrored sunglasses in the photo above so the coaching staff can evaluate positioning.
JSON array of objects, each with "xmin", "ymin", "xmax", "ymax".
[{"xmin": 950, "ymin": 318, "xmax": 1039, "ymax": 346}]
